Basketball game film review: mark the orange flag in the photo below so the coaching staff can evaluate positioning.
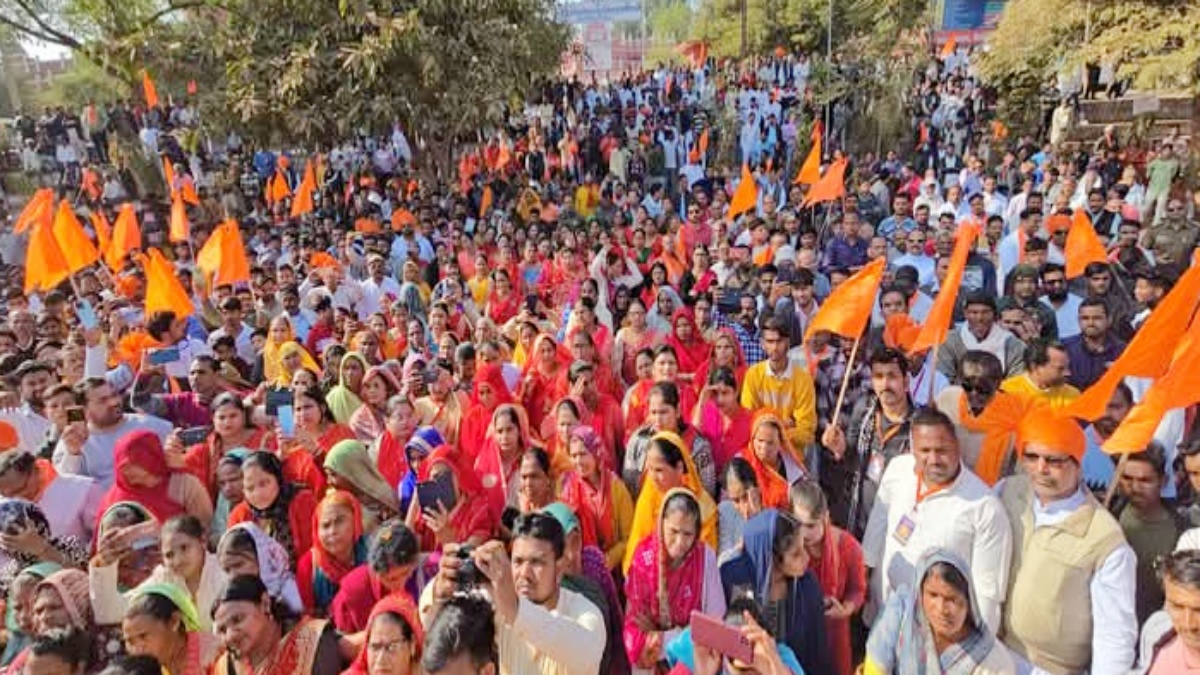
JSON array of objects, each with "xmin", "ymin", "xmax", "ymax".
[
  {"xmin": 793, "ymin": 134, "xmax": 822, "ymax": 185},
  {"xmin": 910, "ymin": 224, "xmax": 980, "ymax": 353},
  {"xmin": 1064, "ymin": 209, "xmax": 1108, "ymax": 278},
  {"xmin": 290, "ymin": 161, "xmax": 316, "ymax": 217},
  {"xmin": 180, "ymin": 182, "xmax": 201, "ymax": 207},
  {"xmin": 89, "ymin": 210, "xmax": 112, "ymax": 253},
  {"xmin": 802, "ymin": 158, "xmax": 848, "ymax": 207},
  {"xmin": 805, "ymin": 258, "xmax": 887, "ymax": 340},
  {"xmin": 143, "ymin": 248, "xmax": 194, "ymax": 318},
  {"xmin": 13, "ymin": 189, "xmax": 54, "ymax": 235},
  {"xmin": 169, "ymin": 194, "xmax": 190, "ymax": 243},
  {"xmin": 698, "ymin": 129, "xmax": 709, "ymax": 156},
  {"xmin": 24, "ymin": 220, "xmax": 71, "ymax": 293},
  {"xmin": 196, "ymin": 220, "xmax": 251, "ymax": 285},
  {"xmin": 1065, "ymin": 251, "xmax": 1200, "ymax": 421},
  {"xmin": 479, "ymin": 185, "xmax": 493, "ymax": 219},
  {"xmin": 143, "ymin": 71, "xmax": 159, "ymax": 109},
  {"xmin": 727, "ymin": 164, "xmax": 758, "ymax": 222},
  {"xmin": 105, "ymin": 204, "xmax": 143, "ymax": 273},
  {"xmin": 1103, "ymin": 316, "xmax": 1200, "ymax": 453},
  {"xmin": 941, "ymin": 36, "xmax": 957, "ymax": 58},
  {"xmin": 51, "ymin": 200, "xmax": 100, "ymax": 274},
  {"xmin": 267, "ymin": 169, "xmax": 291, "ymax": 204},
  {"xmin": 310, "ymin": 252, "xmax": 341, "ymax": 269},
  {"xmin": 496, "ymin": 142, "xmax": 512, "ymax": 171}
]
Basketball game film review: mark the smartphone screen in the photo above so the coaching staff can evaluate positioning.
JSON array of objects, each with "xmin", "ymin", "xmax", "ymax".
[
  {"xmin": 277, "ymin": 405, "xmax": 295, "ymax": 439},
  {"xmin": 690, "ymin": 611, "xmax": 753, "ymax": 664},
  {"xmin": 76, "ymin": 300, "xmax": 99, "ymax": 330}
]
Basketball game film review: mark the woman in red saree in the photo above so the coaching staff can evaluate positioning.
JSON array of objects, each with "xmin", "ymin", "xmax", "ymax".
[
  {"xmin": 212, "ymin": 575, "xmax": 341, "ymax": 675},
  {"xmin": 474, "ymin": 404, "xmax": 541, "ymax": 518},
  {"xmin": 348, "ymin": 366, "xmax": 403, "ymax": 442},
  {"xmin": 296, "ymin": 490, "xmax": 369, "ymax": 616},
  {"xmin": 99, "ymin": 429, "xmax": 191, "ymax": 526},
  {"xmin": 456, "ymin": 364, "xmax": 514, "ymax": 461},
  {"xmin": 664, "ymin": 308, "xmax": 709, "ymax": 383},
  {"xmin": 340, "ymin": 594, "xmax": 424, "ymax": 675},
  {"xmin": 692, "ymin": 327, "xmax": 748, "ymax": 395},
  {"xmin": 519, "ymin": 334, "xmax": 571, "ymax": 434},
  {"xmin": 484, "ymin": 268, "xmax": 521, "ymax": 324},
  {"xmin": 623, "ymin": 345, "xmax": 698, "ymax": 436},
  {"xmin": 613, "ymin": 298, "xmax": 659, "ymax": 388},
  {"xmin": 227, "ymin": 451, "xmax": 318, "ymax": 569},
  {"xmin": 691, "ymin": 366, "xmax": 753, "ymax": 475},
  {"xmin": 405, "ymin": 445, "xmax": 495, "ymax": 553},
  {"xmin": 790, "ymin": 481, "xmax": 866, "ymax": 675},
  {"xmin": 329, "ymin": 520, "xmax": 423, "ymax": 634},
  {"xmin": 560, "ymin": 425, "xmax": 634, "ymax": 571},
  {"xmin": 287, "ymin": 385, "xmax": 357, "ymax": 466},
  {"xmin": 623, "ymin": 488, "xmax": 725, "ymax": 672},
  {"xmin": 738, "ymin": 411, "xmax": 794, "ymax": 510}
]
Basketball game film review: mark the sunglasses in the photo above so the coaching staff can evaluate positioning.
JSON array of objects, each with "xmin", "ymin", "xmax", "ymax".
[
  {"xmin": 1021, "ymin": 451, "xmax": 1075, "ymax": 468},
  {"xmin": 959, "ymin": 380, "xmax": 996, "ymax": 396}
]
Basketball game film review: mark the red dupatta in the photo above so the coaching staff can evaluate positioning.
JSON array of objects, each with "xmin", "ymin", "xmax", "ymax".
[
  {"xmin": 342, "ymin": 595, "xmax": 424, "ymax": 675},
  {"xmin": 559, "ymin": 426, "xmax": 614, "ymax": 547},
  {"xmin": 457, "ymin": 364, "xmax": 515, "ymax": 460},
  {"xmin": 98, "ymin": 430, "xmax": 185, "ymax": 526},
  {"xmin": 310, "ymin": 490, "xmax": 365, "ymax": 585},
  {"xmin": 739, "ymin": 411, "xmax": 792, "ymax": 509},
  {"xmin": 416, "ymin": 445, "xmax": 496, "ymax": 548},
  {"xmin": 665, "ymin": 309, "xmax": 710, "ymax": 375}
]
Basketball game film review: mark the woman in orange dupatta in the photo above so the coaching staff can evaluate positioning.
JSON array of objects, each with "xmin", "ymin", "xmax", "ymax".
[
  {"xmin": 692, "ymin": 327, "xmax": 748, "ymax": 395},
  {"xmin": 560, "ymin": 425, "xmax": 634, "ymax": 571},
  {"xmin": 739, "ymin": 411, "xmax": 795, "ymax": 510},
  {"xmin": 296, "ymin": 490, "xmax": 369, "ymax": 616},
  {"xmin": 664, "ymin": 308, "xmax": 710, "ymax": 384},
  {"xmin": 519, "ymin": 334, "xmax": 572, "ymax": 434},
  {"xmin": 456, "ymin": 363, "xmax": 514, "ymax": 462},
  {"xmin": 624, "ymin": 345, "xmax": 699, "ymax": 437},
  {"xmin": 613, "ymin": 298, "xmax": 660, "ymax": 388}
]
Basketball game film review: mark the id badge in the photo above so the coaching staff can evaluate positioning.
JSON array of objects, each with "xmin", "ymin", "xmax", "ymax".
[
  {"xmin": 892, "ymin": 513, "xmax": 917, "ymax": 546},
  {"xmin": 866, "ymin": 451, "xmax": 886, "ymax": 484}
]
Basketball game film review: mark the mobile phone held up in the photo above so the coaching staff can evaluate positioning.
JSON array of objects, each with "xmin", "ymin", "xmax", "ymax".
[{"xmin": 690, "ymin": 611, "xmax": 754, "ymax": 664}]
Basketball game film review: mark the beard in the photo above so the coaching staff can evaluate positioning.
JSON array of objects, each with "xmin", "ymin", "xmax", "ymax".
[{"xmin": 1047, "ymin": 289, "xmax": 1068, "ymax": 302}]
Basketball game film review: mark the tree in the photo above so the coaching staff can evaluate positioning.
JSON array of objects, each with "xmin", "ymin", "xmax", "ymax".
[{"xmin": 980, "ymin": 0, "xmax": 1200, "ymax": 133}]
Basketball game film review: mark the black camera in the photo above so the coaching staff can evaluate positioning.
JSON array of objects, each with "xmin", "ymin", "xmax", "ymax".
[{"xmin": 455, "ymin": 545, "xmax": 481, "ymax": 591}]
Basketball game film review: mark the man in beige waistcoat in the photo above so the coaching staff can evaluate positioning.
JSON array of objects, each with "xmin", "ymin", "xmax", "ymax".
[{"xmin": 997, "ymin": 413, "xmax": 1137, "ymax": 675}]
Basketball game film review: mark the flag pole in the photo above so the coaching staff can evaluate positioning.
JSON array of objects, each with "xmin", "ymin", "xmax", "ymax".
[
  {"xmin": 829, "ymin": 335, "xmax": 862, "ymax": 430},
  {"xmin": 925, "ymin": 340, "xmax": 941, "ymax": 406},
  {"xmin": 1104, "ymin": 453, "xmax": 1128, "ymax": 508}
]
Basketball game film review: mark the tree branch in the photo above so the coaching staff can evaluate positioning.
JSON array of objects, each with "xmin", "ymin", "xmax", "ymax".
[
  {"xmin": 0, "ymin": 12, "xmax": 76, "ymax": 47},
  {"xmin": 7, "ymin": 0, "xmax": 84, "ymax": 49},
  {"xmin": 136, "ymin": 0, "xmax": 218, "ymax": 34}
]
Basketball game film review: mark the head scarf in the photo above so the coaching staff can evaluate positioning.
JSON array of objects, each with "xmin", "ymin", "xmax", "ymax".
[
  {"xmin": 37, "ymin": 569, "xmax": 92, "ymax": 630},
  {"xmin": 99, "ymin": 430, "xmax": 185, "ymax": 525},
  {"xmin": 740, "ymin": 411, "xmax": 793, "ymax": 509},
  {"xmin": 361, "ymin": 366, "xmax": 402, "ymax": 409},
  {"xmin": 310, "ymin": 490, "xmax": 369, "ymax": 608},
  {"xmin": 864, "ymin": 548, "xmax": 997, "ymax": 675},
  {"xmin": 275, "ymin": 342, "xmax": 321, "ymax": 387},
  {"xmin": 522, "ymin": 334, "xmax": 572, "ymax": 378},
  {"xmin": 665, "ymin": 309, "xmax": 709, "ymax": 375},
  {"xmin": 3, "ymin": 561, "xmax": 61, "ymax": 659},
  {"xmin": 342, "ymin": 595, "xmax": 425, "ymax": 675},
  {"xmin": 418, "ymin": 446, "xmax": 483, "ymax": 498},
  {"xmin": 327, "ymin": 352, "xmax": 368, "ymax": 425},
  {"xmin": 634, "ymin": 488, "xmax": 706, "ymax": 632},
  {"xmin": 325, "ymin": 440, "xmax": 402, "ymax": 514},
  {"xmin": 221, "ymin": 523, "xmax": 304, "ymax": 614},
  {"xmin": 559, "ymin": 425, "xmax": 613, "ymax": 547},
  {"xmin": 623, "ymin": 431, "xmax": 717, "ymax": 572},
  {"xmin": 129, "ymin": 582, "xmax": 202, "ymax": 631},
  {"xmin": 1018, "ymin": 410, "xmax": 1086, "ymax": 463},
  {"xmin": 262, "ymin": 317, "xmax": 297, "ymax": 384},
  {"xmin": 405, "ymin": 427, "xmax": 444, "ymax": 461},
  {"xmin": 471, "ymin": 363, "xmax": 515, "ymax": 412}
]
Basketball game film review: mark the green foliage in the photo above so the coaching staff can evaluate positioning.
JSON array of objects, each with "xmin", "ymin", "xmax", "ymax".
[
  {"xmin": 981, "ymin": 0, "xmax": 1200, "ymax": 133},
  {"xmin": 34, "ymin": 58, "xmax": 129, "ymax": 108}
]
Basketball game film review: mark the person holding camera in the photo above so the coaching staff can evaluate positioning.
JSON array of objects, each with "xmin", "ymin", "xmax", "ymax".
[{"xmin": 419, "ymin": 512, "xmax": 606, "ymax": 675}]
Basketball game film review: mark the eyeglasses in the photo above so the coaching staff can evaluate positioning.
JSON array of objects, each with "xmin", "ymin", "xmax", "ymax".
[{"xmin": 1021, "ymin": 451, "xmax": 1075, "ymax": 468}]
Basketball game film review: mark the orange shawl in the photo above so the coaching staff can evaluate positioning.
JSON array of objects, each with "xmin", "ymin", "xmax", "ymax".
[
  {"xmin": 958, "ymin": 390, "xmax": 1028, "ymax": 485},
  {"xmin": 739, "ymin": 411, "xmax": 792, "ymax": 509}
]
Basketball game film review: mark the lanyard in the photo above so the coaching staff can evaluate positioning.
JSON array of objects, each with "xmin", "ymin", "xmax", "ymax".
[
  {"xmin": 915, "ymin": 476, "xmax": 950, "ymax": 505},
  {"xmin": 875, "ymin": 410, "xmax": 903, "ymax": 446}
]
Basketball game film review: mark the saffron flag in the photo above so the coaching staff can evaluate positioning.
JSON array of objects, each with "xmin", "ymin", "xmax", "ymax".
[
  {"xmin": 910, "ymin": 224, "xmax": 980, "ymax": 353},
  {"xmin": 196, "ymin": 220, "xmax": 251, "ymax": 285},
  {"xmin": 51, "ymin": 200, "xmax": 100, "ymax": 274},
  {"xmin": 1103, "ymin": 315, "xmax": 1200, "ymax": 453},
  {"xmin": 793, "ymin": 133, "xmax": 822, "ymax": 185},
  {"xmin": 89, "ymin": 210, "xmax": 112, "ymax": 253},
  {"xmin": 267, "ymin": 169, "xmax": 291, "ymax": 204},
  {"xmin": 143, "ymin": 248, "xmax": 194, "ymax": 319},
  {"xmin": 105, "ymin": 204, "xmax": 142, "ymax": 273},
  {"xmin": 727, "ymin": 164, "xmax": 758, "ymax": 222},
  {"xmin": 802, "ymin": 158, "xmax": 848, "ymax": 207},
  {"xmin": 290, "ymin": 161, "xmax": 316, "ymax": 217},
  {"xmin": 24, "ymin": 220, "xmax": 71, "ymax": 293},
  {"xmin": 1065, "ymin": 251, "xmax": 1200, "ymax": 421},
  {"xmin": 169, "ymin": 194, "xmax": 189, "ymax": 243},
  {"xmin": 13, "ymin": 189, "xmax": 54, "ymax": 235},
  {"xmin": 1064, "ymin": 209, "xmax": 1108, "ymax": 278},
  {"xmin": 805, "ymin": 257, "xmax": 886, "ymax": 340},
  {"xmin": 479, "ymin": 185, "xmax": 493, "ymax": 219},
  {"xmin": 941, "ymin": 36, "xmax": 957, "ymax": 58},
  {"xmin": 143, "ymin": 71, "xmax": 159, "ymax": 109},
  {"xmin": 698, "ymin": 129, "xmax": 709, "ymax": 156}
]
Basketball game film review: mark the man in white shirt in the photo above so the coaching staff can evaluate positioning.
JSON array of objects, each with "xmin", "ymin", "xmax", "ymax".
[
  {"xmin": 1038, "ymin": 263, "xmax": 1084, "ymax": 340},
  {"xmin": 358, "ymin": 254, "xmax": 402, "ymax": 320},
  {"xmin": 0, "ymin": 361, "xmax": 54, "ymax": 455},
  {"xmin": 863, "ymin": 408, "xmax": 1013, "ymax": 632},
  {"xmin": 421, "ymin": 513, "xmax": 606, "ymax": 675},
  {"xmin": 892, "ymin": 231, "xmax": 937, "ymax": 288},
  {"xmin": 53, "ymin": 379, "xmax": 173, "ymax": 488},
  {"xmin": 206, "ymin": 297, "xmax": 256, "ymax": 364},
  {"xmin": 998, "ymin": 208, "xmax": 1043, "ymax": 287},
  {"xmin": 998, "ymin": 414, "xmax": 1137, "ymax": 675}
]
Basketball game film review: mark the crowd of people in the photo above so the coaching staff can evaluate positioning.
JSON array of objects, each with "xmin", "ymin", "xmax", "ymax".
[{"xmin": 0, "ymin": 38, "xmax": 1196, "ymax": 675}]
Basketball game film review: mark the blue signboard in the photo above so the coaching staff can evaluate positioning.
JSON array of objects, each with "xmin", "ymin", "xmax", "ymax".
[
  {"xmin": 557, "ymin": 0, "xmax": 642, "ymax": 25},
  {"xmin": 941, "ymin": 0, "xmax": 986, "ymax": 30}
]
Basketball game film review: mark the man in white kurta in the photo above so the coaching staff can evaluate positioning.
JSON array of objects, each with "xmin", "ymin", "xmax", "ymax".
[{"xmin": 863, "ymin": 408, "xmax": 1013, "ymax": 633}]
